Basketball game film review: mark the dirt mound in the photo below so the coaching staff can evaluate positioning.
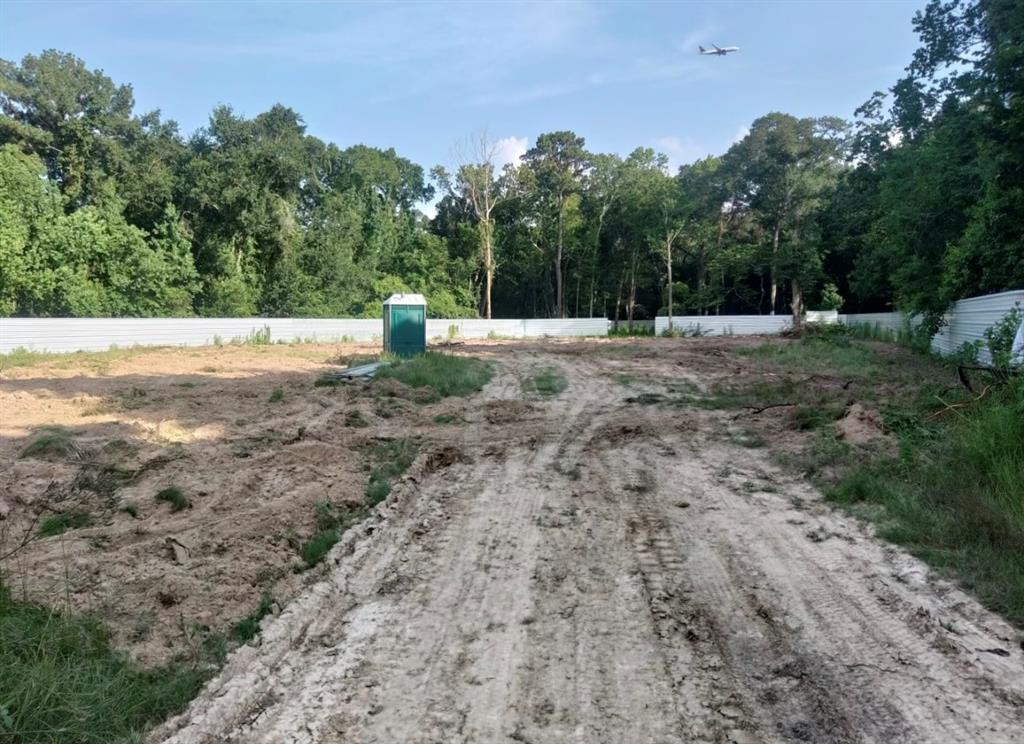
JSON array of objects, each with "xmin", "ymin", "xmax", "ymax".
[{"xmin": 835, "ymin": 403, "xmax": 887, "ymax": 444}]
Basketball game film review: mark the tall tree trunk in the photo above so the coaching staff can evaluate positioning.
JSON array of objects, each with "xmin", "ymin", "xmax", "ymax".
[
  {"xmin": 555, "ymin": 194, "xmax": 565, "ymax": 318},
  {"xmin": 666, "ymin": 236, "xmax": 674, "ymax": 332},
  {"xmin": 791, "ymin": 277, "xmax": 803, "ymax": 330},
  {"xmin": 769, "ymin": 221, "xmax": 781, "ymax": 316},
  {"xmin": 614, "ymin": 266, "xmax": 625, "ymax": 323},
  {"xmin": 790, "ymin": 223, "xmax": 803, "ymax": 329},
  {"xmin": 482, "ymin": 219, "xmax": 494, "ymax": 319},
  {"xmin": 626, "ymin": 245, "xmax": 638, "ymax": 329}
]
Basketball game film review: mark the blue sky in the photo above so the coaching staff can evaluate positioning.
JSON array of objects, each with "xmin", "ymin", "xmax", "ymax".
[{"xmin": 3, "ymin": 0, "xmax": 925, "ymax": 180}]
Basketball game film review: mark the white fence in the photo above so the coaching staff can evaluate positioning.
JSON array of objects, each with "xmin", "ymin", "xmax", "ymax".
[
  {"xmin": 837, "ymin": 312, "xmax": 907, "ymax": 334},
  {"xmin": 0, "ymin": 316, "xmax": 611, "ymax": 354},
  {"xmin": 930, "ymin": 290, "xmax": 1024, "ymax": 362},
  {"xmin": 655, "ymin": 315, "xmax": 793, "ymax": 336},
  {"xmin": 838, "ymin": 289, "xmax": 1024, "ymax": 364}
]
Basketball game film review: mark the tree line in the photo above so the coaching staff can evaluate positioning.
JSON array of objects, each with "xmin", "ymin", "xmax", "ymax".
[{"xmin": 1, "ymin": 0, "xmax": 1020, "ymax": 326}]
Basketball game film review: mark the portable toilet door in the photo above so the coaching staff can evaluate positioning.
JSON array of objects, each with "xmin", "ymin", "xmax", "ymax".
[{"xmin": 383, "ymin": 293, "xmax": 427, "ymax": 356}]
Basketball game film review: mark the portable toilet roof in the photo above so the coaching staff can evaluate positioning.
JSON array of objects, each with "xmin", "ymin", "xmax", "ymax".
[
  {"xmin": 383, "ymin": 293, "xmax": 427, "ymax": 357},
  {"xmin": 383, "ymin": 293, "xmax": 427, "ymax": 306}
]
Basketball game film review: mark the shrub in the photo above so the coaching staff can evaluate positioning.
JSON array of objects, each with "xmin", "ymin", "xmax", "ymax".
[
  {"xmin": 38, "ymin": 511, "xmax": 93, "ymax": 537},
  {"xmin": 155, "ymin": 486, "xmax": 190, "ymax": 512}
]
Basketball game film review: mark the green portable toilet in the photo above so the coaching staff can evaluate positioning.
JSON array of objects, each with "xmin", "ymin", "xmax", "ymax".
[{"xmin": 383, "ymin": 293, "xmax": 427, "ymax": 356}]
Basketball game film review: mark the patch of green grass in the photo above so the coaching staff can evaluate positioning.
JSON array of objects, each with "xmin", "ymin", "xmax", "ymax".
[
  {"xmin": 365, "ymin": 439, "xmax": 418, "ymax": 505},
  {"xmin": 613, "ymin": 374, "xmax": 635, "ymax": 386},
  {"xmin": 268, "ymin": 387, "xmax": 284, "ymax": 403},
  {"xmin": 608, "ymin": 325, "xmax": 655, "ymax": 337},
  {"xmin": 0, "ymin": 581, "xmax": 209, "ymax": 743},
  {"xmin": 298, "ymin": 528, "xmax": 340, "ymax": 569},
  {"xmin": 522, "ymin": 367, "xmax": 568, "ymax": 398},
  {"xmin": 38, "ymin": 511, "xmax": 93, "ymax": 537},
  {"xmin": 314, "ymin": 374, "xmax": 342, "ymax": 387},
  {"xmin": 737, "ymin": 336, "xmax": 882, "ymax": 378},
  {"xmin": 826, "ymin": 377, "xmax": 1024, "ymax": 624},
  {"xmin": 374, "ymin": 353, "xmax": 493, "ymax": 400},
  {"xmin": 20, "ymin": 426, "xmax": 80, "ymax": 461},
  {"xmin": 344, "ymin": 410, "xmax": 370, "ymax": 427},
  {"xmin": 230, "ymin": 592, "xmax": 275, "ymax": 644},
  {"xmin": 432, "ymin": 413, "xmax": 458, "ymax": 424},
  {"xmin": 155, "ymin": 486, "xmax": 190, "ymax": 512},
  {"xmin": 0, "ymin": 346, "xmax": 150, "ymax": 372},
  {"xmin": 792, "ymin": 404, "xmax": 844, "ymax": 431},
  {"xmin": 120, "ymin": 502, "xmax": 139, "ymax": 519}
]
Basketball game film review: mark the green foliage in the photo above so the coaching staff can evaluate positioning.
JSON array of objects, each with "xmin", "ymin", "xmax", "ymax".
[
  {"xmin": 0, "ymin": 581, "xmax": 207, "ymax": 743},
  {"xmin": 230, "ymin": 592, "xmax": 275, "ymax": 644},
  {"xmin": 21, "ymin": 426, "xmax": 79, "ymax": 460},
  {"xmin": 38, "ymin": 511, "xmax": 93, "ymax": 537},
  {"xmin": 827, "ymin": 376, "xmax": 1024, "ymax": 624},
  {"xmin": 299, "ymin": 529, "xmax": 340, "ymax": 569},
  {"xmin": 155, "ymin": 486, "xmax": 190, "ymax": 512},
  {"xmin": 365, "ymin": 439, "xmax": 418, "ymax": 505},
  {"xmin": 983, "ymin": 304, "xmax": 1022, "ymax": 368},
  {"xmin": 374, "ymin": 353, "xmax": 493, "ymax": 400},
  {"xmin": 268, "ymin": 387, "xmax": 284, "ymax": 403},
  {"xmin": 522, "ymin": 368, "xmax": 568, "ymax": 398}
]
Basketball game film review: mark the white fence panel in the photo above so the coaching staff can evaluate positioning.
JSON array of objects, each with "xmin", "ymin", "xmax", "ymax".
[
  {"xmin": 655, "ymin": 315, "xmax": 792, "ymax": 336},
  {"xmin": 931, "ymin": 290, "xmax": 1024, "ymax": 363},
  {"xmin": 424, "ymin": 319, "xmax": 523, "ymax": 339},
  {"xmin": 522, "ymin": 318, "xmax": 609, "ymax": 337},
  {"xmin": 0, "ymin": 316, "xmax": 612, "ymax": 354},
  {"xmin": 0, "ymin": 317, "xmax": 384, "ymax": 353},
  {"xmin": 838, "ymin": 312, "xmax": 906, "ymax": 334}
]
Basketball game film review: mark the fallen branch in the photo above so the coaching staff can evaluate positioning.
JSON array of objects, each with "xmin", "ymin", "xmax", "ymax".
[
  {"xmin": 732, "ymin": 402, "xmax": 796, "ymax": 420},
  {"xmin": 926, "ymin": 385, "xmax": 991, "ymax": 421}
]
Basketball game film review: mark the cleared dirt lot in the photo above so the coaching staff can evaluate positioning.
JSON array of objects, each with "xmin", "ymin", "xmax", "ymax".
[{"xmin": 3, "ymin": 339, "xmax": 1023, "ymax": 743}]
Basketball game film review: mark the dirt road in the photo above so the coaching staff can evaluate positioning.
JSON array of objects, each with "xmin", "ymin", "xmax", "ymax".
[{"xmin": 156, "ymin": 342, "xmax": 1024, "ymax": 744}]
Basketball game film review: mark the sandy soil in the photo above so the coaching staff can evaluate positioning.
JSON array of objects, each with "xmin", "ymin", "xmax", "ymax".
[
  {"xmin": 0, "ymin": 342, "xmax": 469, "ymax": 664},
  {"xmin": 121, "ymin": 339, "xmax": 1023, "ymax": 744}
]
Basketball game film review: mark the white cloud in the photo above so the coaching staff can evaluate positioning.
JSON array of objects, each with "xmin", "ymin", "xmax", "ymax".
[
  {"xmin": 492, "ymin": 136, "xmax": 528, "ymax": 169},
  {"xmin": 655, "ymin": 136, "xmax": 709, "ymax": 170}
]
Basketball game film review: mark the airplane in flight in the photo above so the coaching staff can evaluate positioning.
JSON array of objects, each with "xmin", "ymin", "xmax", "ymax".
[{"xmin": 699, "ymin": 44, "xmax": 739, "ymax": 56}]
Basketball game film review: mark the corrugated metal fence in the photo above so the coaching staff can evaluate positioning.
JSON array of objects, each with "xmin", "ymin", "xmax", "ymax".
[
  {"xmin": 2, "ymin": 291, "xmax": 1019, "ymax": 356},
  {"xmin": 0, "ymin": 317, "xmax": 611, "ymax": 354},
  {"xmin": 654, "ymin": 311, "xmax": 838, "ymax": 337},
  {"xmin": 838, "ymin": 290, "xmax": 1024, "ymax": 364},
  {"xmin": 930, "ymin": 290, "xmax": 1024, "ymax": 361}
]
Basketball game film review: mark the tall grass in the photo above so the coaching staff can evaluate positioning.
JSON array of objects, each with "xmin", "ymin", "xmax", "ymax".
[
  {"xmin": 828, "ymin": 376, "xmax": 1024, "ymax": 623},
  {"xmin": 374, "ymin": 352, "xmax": 493, "ymax": 400},
  {"xmin": 0, "ymin": 582, "xmax": 207, "ymax": 743}
]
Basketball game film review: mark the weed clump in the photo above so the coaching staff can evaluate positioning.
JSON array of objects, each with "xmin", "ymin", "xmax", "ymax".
[
  {"xmin": 269, "ymin": 387, "xmax": 284, "ymax": 403},
  {"xmin": 155, "ymin": 486, "xmax": 191, "ymax": 512},
  {"xmin": 38, "ymin": 511, "xmax": 93, "ymax": 537},
  {"xmin": 231, "ymin": 592, "xmax": 275, "ymax": 644},
  {"xmin": 523, "ymin": 368, "xmax": 568, "ymax": 398},
  {"xmin": 21, "ymin": 426, "xmax": 80, "ymax": 461},
  {"xmin": 374, "ymin": 353, "xmax": 493, "ymax": 400}
]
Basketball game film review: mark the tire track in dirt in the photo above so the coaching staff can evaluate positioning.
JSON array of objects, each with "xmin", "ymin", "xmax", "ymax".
[{"xmin": 155, "ymin": 341, "xmax": 1024, "ymax": 744}]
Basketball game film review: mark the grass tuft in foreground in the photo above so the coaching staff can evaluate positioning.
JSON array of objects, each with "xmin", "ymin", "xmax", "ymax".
[
  {"xmin": 38, "ymin": 511, "xmax": 94, "ymax": 537},
  {"xmin": 0, "ymin": 581, "xmax": 207, "ymax": 744},
  {"xmin": 155, "ymin": 486, "xmax": 191, "ymax": 512},
  {"xmin": 374, "ymin": 353, "xmax": 493, "ymax": 401}
]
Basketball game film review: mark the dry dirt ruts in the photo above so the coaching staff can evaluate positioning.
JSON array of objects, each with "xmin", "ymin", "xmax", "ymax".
[{"xmin": 141, "ymin": 339, "xmax": 1023, "ymax": 744}]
